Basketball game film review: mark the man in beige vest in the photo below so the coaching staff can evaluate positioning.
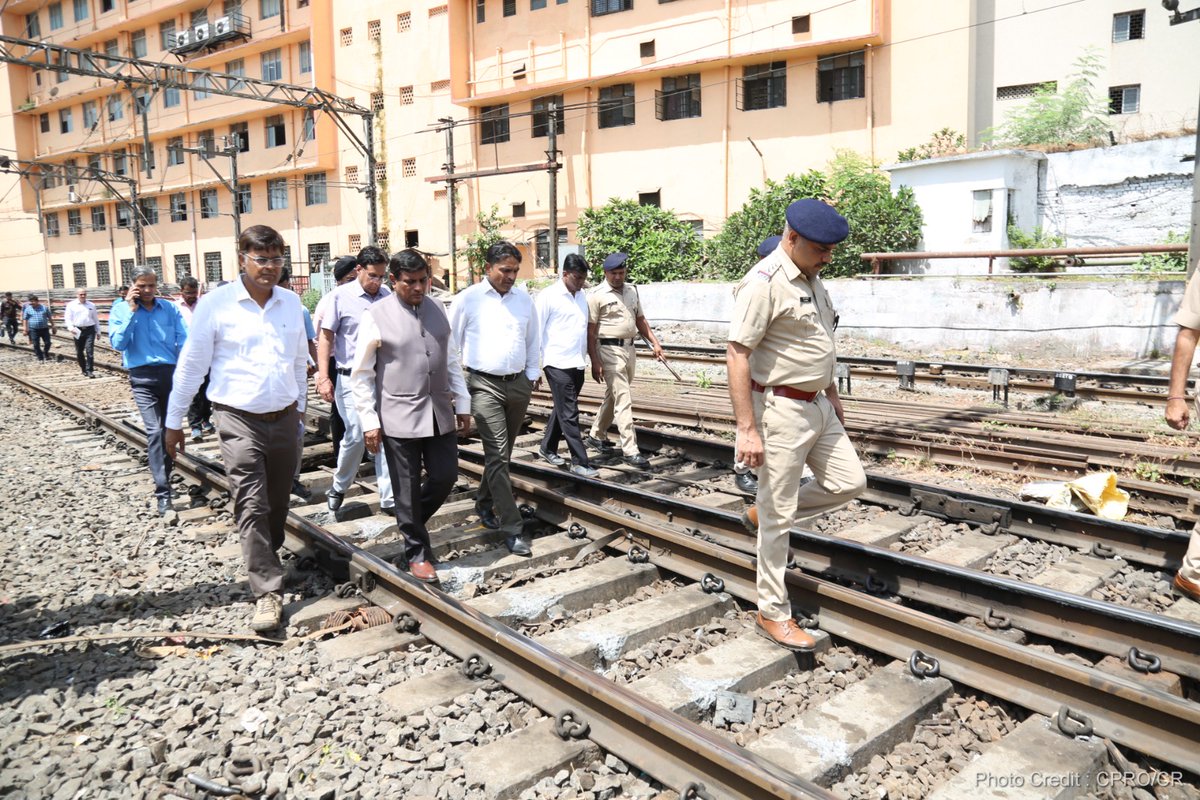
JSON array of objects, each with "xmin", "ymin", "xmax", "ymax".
[
  {"xmin": 350, "ymin": 250, "xmax": 471, "ymax": 583},
  {"xmin": 585, "ymin": 252, "xmax": 665, "ymax": 468},
  {"xmin": 1163, "ymin": 261, "xmax": 1200, "ymax": 605},
  {"xmin": 727, "ymin": 199, "xmax": 866, "ymax": 651}
]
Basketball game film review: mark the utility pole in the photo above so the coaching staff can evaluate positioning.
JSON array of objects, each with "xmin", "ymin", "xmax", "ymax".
[
  {"xmin": 365, "ymin": 116, "xmax": 379, "ymax": 245},
  {"xmin": 440, "ymin": 118, "xmax": 458, "ymax": 289},
  {"xmin": 547, "ymin": 102, "xmax": 560, "ymax": 274},
  {"xmin": 180, "ymin": 139, "xmax": 241, "ymax": 248}
]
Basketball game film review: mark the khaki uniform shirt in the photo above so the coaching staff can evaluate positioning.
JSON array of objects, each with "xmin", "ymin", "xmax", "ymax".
[
  {"xmin": 727, "ymin": 246, "xmax": 838, "ymax": 393},
  {"xmin": 1174, "ymin": 270, "xmax": 1200, "ymax": 330},
  {"xmin": 588, "ymin": 281, "xmax": 641, "ymax": 339}
]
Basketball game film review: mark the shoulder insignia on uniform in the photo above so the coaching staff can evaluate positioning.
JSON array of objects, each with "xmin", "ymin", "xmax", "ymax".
[{"xmin": 750, "ymin": 262, "xmax": 780, "ymax": 282}]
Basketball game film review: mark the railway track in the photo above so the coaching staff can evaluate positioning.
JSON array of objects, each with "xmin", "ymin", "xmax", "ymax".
[{"xmin": 2, "ymin": 349, "xmax": 1198, "ymax": 798}]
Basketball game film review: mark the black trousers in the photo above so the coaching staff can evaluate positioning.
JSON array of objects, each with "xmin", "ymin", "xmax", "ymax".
[
  {"xmin": 542, "ymin": 365, "xmax": 589, "ymax": 467},
  {"xmin": 129, "ymin": 364, "xmax": 174, "ymax": 499},
  {"xmin": 29, "ymin": 328, "xmax": 51, "ymax": 361},
  {"xmin": 3, "ymin": 318, "xmax": 16, "ymax": 343},
  {"xmin": 380, "ymin": 429, "xmax": 458, "ymax": 564},
  {"xmin": 327, "ymin": 356, "xmax": 346, "ymax": 462},
  {"xmin": 188, "ymin": 373, "xmax": 212, "ymax": 429},
  {"xmin": 74, "ymin": 326, "xmax": 96, "ymax": 374}
]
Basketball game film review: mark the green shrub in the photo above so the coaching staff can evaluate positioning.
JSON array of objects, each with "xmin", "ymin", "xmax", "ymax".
[
  {"xmin": 896, "ymin": 128, "xmax": 967, "ymax": 162},
  {"xmin": 1007, "ymin": 224, "xmax": 1065, "ymax": 273},
  {"xmin": 983, "ymin": 49, "xmax": 1111, "ymax": 149},
  {"xmin": 300, "ymin": 287, "xmax": 321, "ymax": 314},
  {"xmin": 1134, "ymin": 231, "xmax": 1190, "ymax": 274},
  {"xmin": 576, "ymin": 199, "xmax": 704, "ymax": 282}
]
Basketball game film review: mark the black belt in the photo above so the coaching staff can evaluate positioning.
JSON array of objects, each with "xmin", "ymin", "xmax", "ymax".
[
  {"xmin": 467, "ymin": 367, "xmax": 522, "ymax": 381},
  {"xmin": 213, "ymin": 401, "xmax": 297, "ymax": 422},
  {"xmin": 336, "ymin": 367, "xmax": 352, "ymax": 376},
  {"xmin": 598, "ymin": 337, "xmax": 633, "ymax": 346}
]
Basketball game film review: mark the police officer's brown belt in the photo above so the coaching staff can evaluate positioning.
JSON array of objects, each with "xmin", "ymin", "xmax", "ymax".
[
  {"xmin": 212, "ymin": 401, "xmax": 297, "ymax": 422},
  {"xmin": 750, "ymin": 380, "xmax": 820, "ymax": 402},
  {"xmin": 598, "ymin": 337, "xmax": 633, "ymax": 346}
]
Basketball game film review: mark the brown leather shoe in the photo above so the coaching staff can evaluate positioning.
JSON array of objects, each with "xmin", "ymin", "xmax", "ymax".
[
  {"xmin": 409, "ymin": 560, "xmax": 440, "ymax": 584},
  {"xmin": 740, "ymin": 505, "xmax": 758, "ymax": 534},
  {"xmin": 1174, "ymin": 572, "xmax": 1200, "ymax": 603},
  {"xmin": 754, "ymin": 612, "xmax": 816, "ymax": 651}
]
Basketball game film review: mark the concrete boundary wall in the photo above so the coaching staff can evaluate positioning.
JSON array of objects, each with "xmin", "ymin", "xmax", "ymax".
[{"xmin": 637, "ymin": 277, "xmax": 1187, "ymax": 360}]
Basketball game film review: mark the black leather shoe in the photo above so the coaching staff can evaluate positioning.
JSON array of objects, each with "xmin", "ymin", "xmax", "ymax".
[
  {"xmin": 326, "ymin": 489, "xmax": 345, "ymax": 511},
  {"xmin": 475, "ymin": 502, "xmax": 500, "ymax": 530},
  {"xmin": 734, "ymin": 471, "xmax": 759, "ymax": 494},
  {"xmin": 584, "ymin": 436, "xmax": 611, "ymax": 451},
  {"xmin": 380, "ymin": 503, "xmax": 395, "ymax": 516},
  {"xmin": 624, "ymin": 454, "xmax": 651, "ymax": 469},
  {"xmin": 505, "ymin": 534, "xmax": 532, "ymax": 557},
  {"xmin": 291, "ymin": 480, "xmax": 313, "ymax": 501},
  {"xmin": 157, "ymin": 497, "xmax": 172, "ymax": 516}
]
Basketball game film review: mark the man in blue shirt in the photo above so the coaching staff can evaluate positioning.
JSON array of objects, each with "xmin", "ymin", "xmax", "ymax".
[
  {"xmin": 109, "ymin": 265, "xmax": 188, "ymax": 515},
  {"xmin": 22, "ymin": 294, "xmax": 55, "ymax": 362}
]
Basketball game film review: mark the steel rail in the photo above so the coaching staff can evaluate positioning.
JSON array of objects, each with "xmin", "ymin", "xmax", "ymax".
[
  {"xmin": 456, "ymin": 454, "xmax": 1200, "ymax": 774},
  {"xmin": 0, "ymin": 365, "xmax": 830, "ymax": 800}
]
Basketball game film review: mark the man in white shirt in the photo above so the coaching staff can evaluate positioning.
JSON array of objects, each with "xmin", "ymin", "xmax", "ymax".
[
  {"xmin": 63, "ymin": 288, "xmax": 99, "ymax": 378},
  {"xmin": 534, "ymin": 254, "xmax": 597, "ymax": 478},
  {"xmin": 449, "ymin": 241, "xmax": 541, "ymax": 556},
  {"xmin": 317, "ymin": 247, "xmax": 394, "ymax": 515},
  {"xmin": 174, "ymin": 276, "xmax": 214, "ymax": 441},
  {"xmin": 313, "ymin": 256, "xmax": 358, "ymax": 463},
  {"xmin": 350, "ymin": 249, "xmax": 472, "ymax": 583},
  {"xmin": 163, "ymin": 225, "xmax": 309, "ymax": 634}
]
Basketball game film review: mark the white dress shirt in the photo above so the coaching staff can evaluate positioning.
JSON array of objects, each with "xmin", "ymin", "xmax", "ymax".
[
  {"xmin": 535, "ymin": 279, "xmax": 588, "ymax": 370},
  {"xmin": 448, "ymin": 279, "xmax": 541, "ymax": 380},
  {"xmin": 166, "ymin": 277, "xmax": 309, "ymax": 429},
  {"xmin": 63, "ymin": 299, "xmax": 99, "ymax": 331},
  {"xmin": 349, "ymin": 305, "xmax": 471, "ymax": 433}
]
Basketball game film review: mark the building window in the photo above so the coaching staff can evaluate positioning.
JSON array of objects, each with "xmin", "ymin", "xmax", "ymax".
[
  {"xmin": 146, "ymin": 257, "xmax": 163, "ymax": 283},
  {"xmin": 265, "ymin": 115, "xmax": 286, "ymax": 147},
  {"xmin": 299, "ymin": 41, "xmax": 312, "ymax": 73},
  {"xmin": 996, "ymin": 82, "xmax": 1055, "ymax": 100},
  {"xmin": 739, "ymin": 61, "xmax": 787, "ymax": 111},
  {"xmin": 197, "ymin": 130, "xmax": 215, "ymax": 159},
  {"xmin": 340, "ymin": 27, "xmax": 353, "ymax": 46},
  {"xmin": 534, "ymin": 228, "xmax": 567, "ymax": 268},
  {"xmin": 1113, "ymin": 10, "xmax": 1145, "ymax": 42},
  {"xmin": 163, "ymin": 86, "xmax": 180, "ymax": 108},
  {"xmin": 371, "ymin": 92, "xmax": 384, "ymax": 111},
  {"xmin": 96, "ymin": 260, "xmax": 110, "ymax": 285},
  {"xmin": 304, "ymin": 172, "xmax": 327, "ymax": 205},
  {"xmin": 400, "ymin": 86, "xmax": 414, "ymax": 105},
  {"xmin": 1109, "ymin": 84, "xmax": 1140, "ymax": 114},
  {"xmin": 82, "ymin": 101, "xmax": 98, "ymax": 129},
  {"xmin": 405, "ymin": 230, "xmax": 419, "ymax": 248},
  {"xmin": 656, "ymin": 74, "xmax": 701, "ymax": 120},
  {"xmin": 59, "ymin": 109, "xmax": 74, "ymax": 134},
  {"xmin": 204, "ymin": 252, "xmax": 223, "ymax": 283},
  {"xmin": 429, "ymin": 5, "xmax": 448, "ymax": 16},
  {"xmin": 49, "ymin": 3, "xmax": 64, "ymax": 30},
  {"xmin": 368, "ymin": 19, "xmax": 381, "ymax": 40},
  {"xmin": 200, "ymin": 189, "xmax": 218, "ymax": 219},
  {"xmin": 504, "ymin": 0, "xmax": 516, "ymax": 15},
  {"xmin": 376, "ymin": 231, "xmax": 390, "ymax": 251},
  {"xmin": 39, "ymin": 114, "xmax": 50, "ymax": 134},
  {"xmin": 174, "ymin": 254, "xmax": 191, "ymax": 281},
  {"xmin": 640, "ymin": 40, "xmax": 654, "ymax": 59},
  {"xmin": 191, "ymin": 8, "xmax": 207, "ymax": 24},
  {"xmin": 139, "ymin": 199, "xmax": 158, "ymax": 226},
  {"xmin": 73, "ymin": 0, "xmax": 90, "ymax": 21},
  {"xmin": 130, "ymin": 29, "xmax": 147, "ymax": 58},
  {"xmin": 112, "ymin": 148, "xmax": 127, "ymax": 176},
  {"xmin": 512, "ymin": 202, "xmax": 526, "ymax": 217},
  {"xmin": 160, "ymin": 21, "xmax": 176, "ymax": 51},
  {"xmin": 230, "ymin": 122, "xmax": 249, "ymax": 153},
  {"xmin": 532, "ymin": 0, "xmax": 547, "ymax": 9},
  {"xmin": 431, "ymin": 79, "xmax": 450, "ymax": 93},
  {"xmin": 193, "ymin": 74, "xmax": 212, "ymax": 101},
  {"xmin": 73, "ymin": 262, "xmax": 87, "ymax": 285},
  {"xmin": 307, "ymin": 243, "xmax": 330, "ymax": 274},
  {"xmin": 116, "ymin": 204, "xmax": 131, "ymax": 229},
  {"xmin": 398, "ymin": 11, "xmax": 412, "ymax": 30},
  {"xmin": 531, "ymin": 95, "xmax": 565, "ymax": 136},
  {"xmin": 480, "ymin": 104, "xmax": 510, "ymax": 144},
  {"xmin": 261, "ymin": 49, "xmax": 282, "ymax": 81},
  {"xmin": 972, "ymin": 189, "xmax": 993, "ymax": 233},
  {"xmin": 348, "ymin": 234, "xmax": 362, "ymax": 252},
  {"xmin": 402, "ymin": 158, "xmax": 417, "ymax": 178},
  {"xmin": 228, "ymin": 186, "xmax": 248, "ymax": 215},
  {"xmin": 120, "ymin": 258, "xmax": 135, "ymax": 284},
  {"xmin": 261, "ymin": 0, "xmax": 280, "ymax": 19},
  {"xmin": 170, "ymin": 193, "xmax": 188, "ymax": 221},
  {"xmin": 267, "ymin": 178, "xmax": 288, "ymax": 210},
  {"xmin": 25, "ymin": 13, "xmax": 41, "ymax": 38},
  {"xmin": 598, "ymin": 84, "xmax": 635, "ymax": 128},
  {"xmin": 792, "ymin": 14, "xmax": 810, "ymax": 34},
  {"xmin": 374, "ymin": 162, "xmax": 387, "ymax": 183},
  {"xmin": 91, "ymin": 206, "xmax": 106, "ymax": 231},
  {"xmin": 45, "ymin": 213, "xmax": 61, "ymax": 237},
  {"xmin": 68, "ymin": 209, "xmax": 82, "ymax": 235},
  {"xmin": 345, "ymin": 165, "xmax": 359, "ymax": 183},
  {"xmin": 591, "ymin": 0, "xmax": 631, "ymax": 15},
  {"xmin": 818, "ymin": 50, "xmax": 865, "ymax": 103},
  {"xmin": 638, "ymin": 190, "xmax": 660, "ymax": 207},
  {"xmin": 134, "ymin": 91, "xmax": 151, "ymax": 116},
  {"xmin": 51, "ymin": 265, "xmax": 65, "ymax": 289},
  {"xmin": 226, "ymin": 59, "xmax": 247, "ymax": 92},
  {"xmin": 476, "ymin": 0, "xmax": 485, "ymax": 22}
]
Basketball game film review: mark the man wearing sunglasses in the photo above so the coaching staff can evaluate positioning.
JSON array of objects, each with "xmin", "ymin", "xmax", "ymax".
[{"xmin": 163, "ymin": 225, "xmax": 310, "ymax": 634}]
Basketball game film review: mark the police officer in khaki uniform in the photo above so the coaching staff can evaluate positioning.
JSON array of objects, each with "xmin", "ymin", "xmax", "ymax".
[
  {"xmin": 1162, "ymin": 263, "xmax": 1200, "ymax": 604},
  {"xmin": 586, "ymin": 252, "xmax": 665, "ymax": 468},
  {"xmin": 726, "ymin": 199, "xmax": 867, "ymax": 650}
]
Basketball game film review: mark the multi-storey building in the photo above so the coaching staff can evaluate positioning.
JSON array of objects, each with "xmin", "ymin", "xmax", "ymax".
[
  {"xmin": 0, "ymin": 0, "xmax": 352, "ymax": 292},
  {"xmin": 444, "ymin": 0, "xmax": 1199, "ymax": 267}
]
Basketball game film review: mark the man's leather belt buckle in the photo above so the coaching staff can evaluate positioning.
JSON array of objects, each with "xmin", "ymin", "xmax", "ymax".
[
  {"xmin": 599, "ymin": 337, "xmax": 632, "ymax": 346},
  {"xmin": 215, "ymin": 401, "xmax": 296, "ymax": 422},
  {"xmin": 750, "ymin": 380, "xmax": 819, "ymax": 402},
  {"xmin": 336, "ymin": 367, "xmax": 352, "ymax": 376},
  {"xmin": 469, "ymin": 368, "xmax": 520, "ymax": 381}
]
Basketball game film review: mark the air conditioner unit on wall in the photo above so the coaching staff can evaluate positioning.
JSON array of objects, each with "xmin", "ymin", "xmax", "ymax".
[
  {"xmin": 174, "ymin": 30, "xmax": 191, "ymax": 48},
  {"xmin": 213, "ymin": 16, "xmax": 232, "ymax": 36},
  {"xmin": 193, "ymin": 23, "xmax": 210, "ymax": 43}
]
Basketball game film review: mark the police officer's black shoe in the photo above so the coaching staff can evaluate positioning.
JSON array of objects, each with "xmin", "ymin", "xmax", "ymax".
[
  {"xmin": 326, "ymin": 489, "xmax": 345, "ymax": 511},
  {"xmin": 624, "ymin": 454, "xmax": 651, "ymax": 469},
  {"xmin": 734, "ymin": 471, "xmax": 759, "ymax": 495},
  {"xmin": 475, "ymin": 502, "xmax": 500, "ymax": 530}
]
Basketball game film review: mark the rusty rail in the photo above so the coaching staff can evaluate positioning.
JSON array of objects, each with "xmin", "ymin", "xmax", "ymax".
[{"xmin": 861, "ymin": 244, "xmax": 1189, "ymax": 275}]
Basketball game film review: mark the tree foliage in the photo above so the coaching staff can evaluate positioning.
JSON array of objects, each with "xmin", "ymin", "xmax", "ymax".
[
  {"xmin": 576, "ymin": 199, "xmax": 704, "ymax": 282},
  {"xmin": 983, "ymin": 49, "xmax": 1111, "ymax": 149},
  {"xmin": 896, "ymin": 128, "xmax": 967, "ymax": 162},
  {"xmin": 703, "ymin": 154, "xmax": 923, "ymax": 280},
  {"xmin": 464, "ymin": 204, "xmax": 508, "ymax": 281},
  {"xmin": 1007, "ymin": 224, "xmax": 1065, "ymax": 272}
]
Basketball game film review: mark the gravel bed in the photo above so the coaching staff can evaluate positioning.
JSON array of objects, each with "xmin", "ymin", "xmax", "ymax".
[{"xmin": 606, "ymin": 609, "xmax": 744, "ymax": 684}]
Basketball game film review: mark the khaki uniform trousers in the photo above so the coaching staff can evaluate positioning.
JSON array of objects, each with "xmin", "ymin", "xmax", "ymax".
[
  {"xmin": 754, "ymin": 389, "xmax": 866, "ymax": 621},
  {"xmin": 1183, "ymin": 527, "xmax": 1200, "ymax": 583},
  {"xmin": 590, "ymin": 342, "xmax": 639, "ymax": 456}
]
